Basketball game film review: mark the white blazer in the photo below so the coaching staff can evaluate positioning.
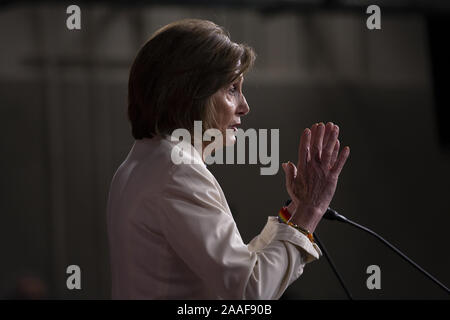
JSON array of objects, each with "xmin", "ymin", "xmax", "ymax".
[{"xmin": 106, "ymin": 135, "xmax": 322, "ymax": 299}]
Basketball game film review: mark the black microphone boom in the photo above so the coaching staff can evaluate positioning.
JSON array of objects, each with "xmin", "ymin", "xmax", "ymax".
[
  {"xmin": 284, "ymin": 199, "xmax": 353, "ymax": 299},
  {"xmin": 324, "ymin": 207, "xmax": 450, "ymax": 295}
]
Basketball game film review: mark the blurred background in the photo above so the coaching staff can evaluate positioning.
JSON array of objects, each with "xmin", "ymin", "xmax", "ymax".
[{"xmin": 1, "ymin": 0, "xmax": 449, "ymax": 299}]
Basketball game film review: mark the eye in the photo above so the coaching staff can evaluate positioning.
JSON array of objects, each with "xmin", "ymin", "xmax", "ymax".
[{"xmin": 228, "ymin": 84, "xmax": 238, "ymax": 95}]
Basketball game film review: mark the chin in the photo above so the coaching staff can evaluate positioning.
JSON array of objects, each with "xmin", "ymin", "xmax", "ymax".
[{"xmin": 224, "ymin": 130, "xmax": 237, "ymax": 146}]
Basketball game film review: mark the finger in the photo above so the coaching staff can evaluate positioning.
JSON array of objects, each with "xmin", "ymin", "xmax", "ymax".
[
  {"xmin": 283, "ymin": 162, "xmax": 298, "ymax": 199},
  {"xmin": 330, "ymin": 146, "xmax": 350, "ymax": 178},
  {"xmin": 310, "ymin": 123, "xmax": 317, "ymax": 143},
  {"xmin": 308, "ymin": 123, "xmax": 318, "ymax": 163},
  {"xmin": 287, "ymin": 161, "xmax": 298, "ymax": 179},
  {"xmin": 311, "ymin": 122, "xmax": 325, "ymax": 162},
  {"xmin": 330, "ymin": 139, "xmax": 340, "ymax": 168},
  {"xmin": 297, "ymin": 128, "xmax": 311, "ymax": 173},
  {"xmin": 322, "ymin": 122, "xmax": 334, "ymax": 148},
  {"xmin": 321, "ymin": 125, "xmax": 339, "ymax": 169},
  {"xmin": 282, "ymin": 163, "xmax": 293, "ymax": 189}
]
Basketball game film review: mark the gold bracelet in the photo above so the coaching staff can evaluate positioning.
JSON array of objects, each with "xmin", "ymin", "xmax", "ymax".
[
  {"xmin": 278, "ymin": 206, "xmax": 315, "ymax": 243},
  {"xmin": 287, "ymin": 221, "xmax": 315, "ymax": 243}
]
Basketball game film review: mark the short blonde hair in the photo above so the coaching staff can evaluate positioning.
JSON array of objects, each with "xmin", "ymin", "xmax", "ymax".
[{"xmin": 128, "ymin": 19, "xmax": 256, "ymax": 139}]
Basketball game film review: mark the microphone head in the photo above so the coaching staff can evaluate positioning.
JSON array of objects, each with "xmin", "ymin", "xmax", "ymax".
[
  {"xmin": 284, "ymin": 200, "xmax": 347, "ymax": 223},
  {"xmin": 324, "ymin": 207, "xmax": 348, "ymax": 222}
]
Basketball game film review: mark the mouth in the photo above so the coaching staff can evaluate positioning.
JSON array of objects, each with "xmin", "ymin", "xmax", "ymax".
[{"xmin": 228, "ymin": 122, "xmax": 241, "ymax": 132}]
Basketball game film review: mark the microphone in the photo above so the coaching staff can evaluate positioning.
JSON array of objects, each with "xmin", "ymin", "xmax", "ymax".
[
  {"xmin": 312, "ymin": 233, "xmax": 353, "ymax": 300},
  {"xmin": 324, "ymin": 206, "xmax": 450, "ymax": 295},
  {"xmin": 323, "ymin": 207, "xmax": 348, "ymax": 222},
  {"xmin": 284, "ymin": 200, "xmax": 353, "ymax": 299}
]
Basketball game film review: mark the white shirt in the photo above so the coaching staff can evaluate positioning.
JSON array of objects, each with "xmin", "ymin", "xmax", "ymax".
[{"xmin": 106, "ymin": 135, "xmax": 322, "ymax": 299}]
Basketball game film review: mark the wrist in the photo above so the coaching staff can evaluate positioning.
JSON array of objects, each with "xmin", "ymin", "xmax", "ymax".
[
  {"xmin": 290, "ymin": 206, "xmax": 322, "ymax": 233},
  {"xmin": 277, "ymin": 206, "xmax": 316, "ymax": 243},
  {"xmin": 286, "ymin": 200, "xmax": 296, "ymax": 215}
]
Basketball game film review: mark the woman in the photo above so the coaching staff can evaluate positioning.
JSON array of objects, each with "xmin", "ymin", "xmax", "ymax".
[{"xmin": 106, "ymin": 19, "xmax": 350, "ymax": 299}]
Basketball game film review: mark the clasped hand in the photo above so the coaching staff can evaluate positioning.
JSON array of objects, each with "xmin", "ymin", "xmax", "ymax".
[{"xmin": 282, "ymin": 122, "xmax": 350, "ymax": 233}]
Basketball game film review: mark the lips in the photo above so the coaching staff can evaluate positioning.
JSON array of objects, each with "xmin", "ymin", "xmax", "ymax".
[{"xmin": 228, "ymin": 122, "xmax": 241, "ymax": 131}]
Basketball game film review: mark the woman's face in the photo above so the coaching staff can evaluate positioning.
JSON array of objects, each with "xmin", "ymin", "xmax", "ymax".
[{"xmin": 211, "ymin": 74, "xmax": 250, "ymax": 146}]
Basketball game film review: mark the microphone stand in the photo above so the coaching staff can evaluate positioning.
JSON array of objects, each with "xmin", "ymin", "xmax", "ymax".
[
  {"xmin": 324, "ymin": 207, "xmax": 450, "ymax": 295},
  {"xmin": 285, "ymin": 199, "xmax": 353, "ymax": 299},
  {"xmin": 313, "ymin": 232, "xmax": 353, "ymax": 300}
]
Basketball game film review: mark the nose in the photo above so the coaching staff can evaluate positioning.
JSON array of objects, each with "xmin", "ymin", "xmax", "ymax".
[{"xmin": 237, "ymin": 94, "xmax": 250, "ymax": 116}]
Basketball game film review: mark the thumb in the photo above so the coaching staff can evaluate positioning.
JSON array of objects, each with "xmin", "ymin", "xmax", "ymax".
[
  {"xmin": 282, "ymin": 162, "xmax": 294, "ymax": 187},
  {"xmin": 287, "ymin": 161, "xmax": 297, "ymax": 179}
]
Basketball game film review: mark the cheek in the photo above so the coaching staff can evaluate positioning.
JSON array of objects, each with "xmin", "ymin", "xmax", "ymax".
[
  {"xmin": 214, "ymin": 92, "xmax": 237, "ymax": 128},
  {"xmin": 224, "ymin": 101, "xmax": 237, "ymax": 121},
  {"xmin": 217, "ymin": 105, "xmax": 232, "ymax": 126},
  {"xmin": 226, "ymin": 107, "xmax": 236, "ymax": 123}
]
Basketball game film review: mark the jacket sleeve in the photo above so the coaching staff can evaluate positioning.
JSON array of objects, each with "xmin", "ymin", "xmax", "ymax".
[{"xmin": 156, "ymin": 162, "xmax": 322, "ymax": 300}]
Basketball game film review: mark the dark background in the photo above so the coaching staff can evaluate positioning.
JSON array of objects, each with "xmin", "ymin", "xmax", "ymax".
[{"xmin": 0, "ymin": 0, "xmax": 449, "ymax": 299}]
